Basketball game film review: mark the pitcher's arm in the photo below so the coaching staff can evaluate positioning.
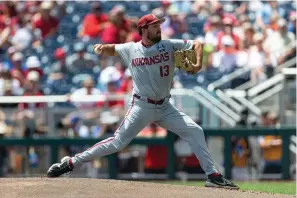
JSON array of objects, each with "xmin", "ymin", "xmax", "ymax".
[{"xmin": 93, "ymin": 44, "xmax": 117, "ymax": 56}]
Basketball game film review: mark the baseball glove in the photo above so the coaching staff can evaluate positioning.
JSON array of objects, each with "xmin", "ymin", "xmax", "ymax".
[{"xmin": 174, "ymin": 50, "xmax": 198, "ymax": 75}]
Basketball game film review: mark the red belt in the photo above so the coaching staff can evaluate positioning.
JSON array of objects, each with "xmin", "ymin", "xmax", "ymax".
[{"xmin": 133, "ymin": 94, "xmax": 165, "ymax": 105}]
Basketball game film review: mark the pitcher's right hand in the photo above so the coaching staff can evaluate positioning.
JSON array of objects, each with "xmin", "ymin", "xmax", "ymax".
[{"xmin": 94, "ymin": 44, "xmax": 104, "ymax": 55}]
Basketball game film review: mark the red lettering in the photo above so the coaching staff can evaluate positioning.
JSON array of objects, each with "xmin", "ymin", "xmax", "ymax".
[
  {"xmin": 155, "ymin": 55, "xmax": 160, "ymax": 63},
  {"xmin": 139, "ymin": 58, "xmax": 144, "ymax": 66},
  {"xmin": 135, "ymin": 59, "xmax": 138, "ymax": 66},
  {"xmin": 144, "ymin": 58, "xmax": 149, "ymax": 65},
  {"xmin": 160, "ymin": 53, "xmax": 165, "ymax": 62},
  {"xmin": 164, "ymin": 52, "xmax": 169, "ymax": 61},
  {"xmin": 149, "ymin": 57, "xmax": 155, "ymax": 65},
  {"xmin": 132, "ymin": 52, "xmax": 170, "ymax": 67},
  {"xmin": 160, "ymin": 65, "xmax": 169, "ymax": 77},
  {"xmin": 132, "ymin": 59, "xmax": 136, "ymax": 67}
]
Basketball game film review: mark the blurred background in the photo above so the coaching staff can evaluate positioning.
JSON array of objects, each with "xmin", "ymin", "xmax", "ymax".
[{"xmin": 0, "ymin": 0, "xmax": 296, "ymax": 182}]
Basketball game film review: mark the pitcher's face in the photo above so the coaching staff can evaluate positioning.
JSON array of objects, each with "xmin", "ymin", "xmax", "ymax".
[{"xmin": 146, "ymin": 22, "xmax": 162, "ymax": 43}]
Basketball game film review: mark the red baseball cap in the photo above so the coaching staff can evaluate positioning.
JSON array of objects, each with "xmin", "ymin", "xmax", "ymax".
[{"xmin": 137, "ymin": 14, "xmax": 165, "ymax": 29}]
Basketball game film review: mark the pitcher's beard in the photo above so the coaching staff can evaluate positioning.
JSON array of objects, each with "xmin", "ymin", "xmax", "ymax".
[{"xmin": 148, "ymin": 34, "xmax": 161, "ymax": 43}]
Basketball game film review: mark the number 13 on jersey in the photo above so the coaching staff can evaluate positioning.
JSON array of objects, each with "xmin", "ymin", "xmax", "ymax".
[{"xmin": 160, "ymin": 65, "xmax": 169, "ymax": 77}]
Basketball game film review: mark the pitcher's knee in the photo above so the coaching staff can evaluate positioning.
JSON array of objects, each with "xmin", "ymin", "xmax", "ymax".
[
  {"xmin": 183, "ymin": 125, "xmax": 205, "ymax": 140},
  {"xmin": 113, "ymin": 137, "xmax": 129, "ymax": 151},
  {"xmin": 196, "ymin": 125, "xmax": 204, "ymax": 133},
  {"xmin": 188, "ymin": 124, "xmax": 203, "ymax": 133}
]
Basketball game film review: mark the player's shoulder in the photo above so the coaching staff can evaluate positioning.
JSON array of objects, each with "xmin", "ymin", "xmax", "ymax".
[
  {"xmin": 116, "ymin": 41, "xmax": 136, "ymax": 47},
  {"xmin": 162, "ymin": 39, "xmax": 191, "ymax": 44},
  {"xmin": 115, "ymin": 41, "xmax": 139, "ymax": 54},
  {"xmin": 159, "ymin": 39, "xmax": 176, "ymax": 47}
]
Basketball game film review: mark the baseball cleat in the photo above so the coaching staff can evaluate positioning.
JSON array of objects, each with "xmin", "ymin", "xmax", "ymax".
[
  {"xmin": 205, "ymin": 173, "xmax": 240, "ymax": 190},
  {"xmin": 47, "ymin": 156, "xmax": 74, "ymax": 178}
]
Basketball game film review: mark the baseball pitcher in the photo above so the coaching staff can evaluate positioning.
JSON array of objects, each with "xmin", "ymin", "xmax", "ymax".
[{"xmin": 47, "ymin": 14, "xmax": 239, "ymax": 190}]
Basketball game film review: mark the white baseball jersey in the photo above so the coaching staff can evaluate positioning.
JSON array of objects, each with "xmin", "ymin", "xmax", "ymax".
[
  {"xmin": 115, "ymin": 39, "xmax": 194, "ymax": 100},
  {"xmin": 67, "ymin": 39, "xmax": 219, "ymax": 178}
]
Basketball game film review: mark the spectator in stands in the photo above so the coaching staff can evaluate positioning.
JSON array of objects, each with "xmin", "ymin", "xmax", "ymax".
[
  {"xmin": 66, "ymin": 43, "xmax": 96, "ymax": 75},
  {"xmin": 119, "ymin": 69, "xmax": 133, "ymax": 94},
  {"xmin": 97, "ymin": 79, "xmax": 125, "ymax": 113},
  {"xmin": 0, "ymin": 122, "xmax": 9, "ymax": 177},
  {"xmin": 50, "ymin": 1, "xmax": 66, "ymax": 20},
  {"xmin": 259, "ymin": 111, "xmax": 271, "ymax": 127},
  {"xmin": 242, "ymin": 23, "xmax": 255, "ymax": 49},
  {"xmin": 51, "ymin": 48, "xmax": 68, "ymax": 75},
  {"xmin": 233, "ymin": 1, "xmax": 248, "ymax": 16},
  {"xmin": 137, "ymin": 123, "xmax": 168, "ymax": 174},
  {"xmin": 159, "ymin": 0, "xmax": 171, "ymax": 14},
  {"xmin": 288, "ymin": 11, "xmax": 296, "ymax": 35},
  {"xmin": 191, "ymin": 0, "xmax": 213, "ymax": 17},
  {"xmin": 0, "ymin": 26, "xmax": 11, "ymax": 53},
  {"xmin": 14, "ymin": 2, "xmax": 31, "ymax": 25},
  {"xmin": 63, "ymin": 115, "xmax": 82, "ymax": 138},
  {"xmin": 217, "ymin": 16, "xmax": 241, "ymax": 51},
  {"xmin": 255, "ymin": 1, "xmax": 286, "ymax": 31},
  {"xmin": 204, "ymin": 15, "xmax": 222, "ymax": 47},
  {"xmin": 152, "ymin": 1, "xmax": 171, "ymax": 20},
  {"xmin": 165, "ymin": 5, "xmax": 188, "ymax": 39},
  {"xmin": 79, "ymin": 2, "xmax": 108, "ymax": 39},
  {"xmin": 98, "ymin": 111, "xmax": 120, "ymax": 137},
  {"xmin": 100, "ymin": 5, "xmax": 130, "ymax": 44},
  {"xmin": 231, "ymin": 137, "xmax": 251, "ymax": 181},
  {"xmin": 258, "ymin": 133, "xmax": 282, "ymax": 175},
  {"xmin": 16, "ymin": 71, "xmax": 46, "ymax": 139},
  {"xmin": 233, "ymin": 15, "xmax": 249, "ymax": 41},
  {"xmin": 44, "ymin": 66, "xmax": 71, "ymax": 96},
  {"xmin": 267, "ymin": 13, "xmax": 280, "ymax": 32},
  {"xmin": 71, "ymin": 77, "xmax": 102, "ymax": 109},
  {"xmin": 62, "ymin": 114, "xmax": 101, "ymax": 139},
  {"xmin": 24, "ymin": 56, "xmax": 43, "ymax": 79},
  {"xmin": 10, "ymin": 52, "xmax": 26, "ymax": 84},
  {"xmin": 212, "ymin": 35, "xmax": 240, "ymax": 74},
  {"xmin": 263, "ymin": 18, "xmax": 295, "ymax": 71},
  {"xmin": 98, "ymin": 65, "xmax": 122, "ymax": 92},
  {"xmin": 19, "ymin": 71, "xmax": 44, "ymax": 110},
  {"xmin": 126, "ymin": 18, "xmax": 141, "ymax": 43},
  {"xmin": 11, "ymin": 18, "xmax": 33, "ymax": 51},
  {"xmin": 0, "ymin": 2, "xmax": 18, "ymax": 32},
  {"xmin": 248, "ymin": 33, "xmax": 267, "ymax": 83},
  {"xmin": 171, "ymin": 1, "xmax": 192, "ymax": 16},
  {"xmin": 269, "ymin": 112, "xmax": 280, "ymax": 128},
  {"xmin": 1, "ymin": 46, "xmax": 16, "ymax": 70},
  {"xmin": 0, "ymin": 110, "xmax": 5, "ymax": 123},
  {"xmin": 0, "ymin": 66, "xmax": 23, "ymax": 98},
  {"xmin": 32, "ymin": 1, "xmax": 59, "ymax": 39}
]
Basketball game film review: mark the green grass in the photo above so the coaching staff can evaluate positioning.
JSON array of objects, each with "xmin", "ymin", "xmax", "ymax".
[{"xmin": 155, "ymin": 181, "xmax": 296, "ymax": 195}]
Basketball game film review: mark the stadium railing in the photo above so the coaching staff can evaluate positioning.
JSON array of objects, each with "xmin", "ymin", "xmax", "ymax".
[
  {"xmin": 171, "ymin": 88, "xmax": 238, "ymax": 127},
  {"xmin": 0, "ymin": 88, "xmax": 239, "ymax": 131},
  {"xmin": 236, "ymin": 57, "xmax": 296, "ymax": 91},
  {"xmin": 0, "ymin": 128, "xmax": 295, "ymax": 180},
  {"xmin": 207, "ymin": 41, "xmax": 296, "ymax": 92},
  {"xmin": 209, "ymin": 61, "xmax": 296, "ymax": 122}
]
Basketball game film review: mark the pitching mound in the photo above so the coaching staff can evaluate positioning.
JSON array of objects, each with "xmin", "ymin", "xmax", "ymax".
[{"xmin": 0, "ymin": 178, "xmax": 294, "ymax": 198}]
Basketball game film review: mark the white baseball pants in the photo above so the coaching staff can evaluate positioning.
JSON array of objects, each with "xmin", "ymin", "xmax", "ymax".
[{"xmin": 71, "ymin": 96, "xmax": 218, "ymax": 175}]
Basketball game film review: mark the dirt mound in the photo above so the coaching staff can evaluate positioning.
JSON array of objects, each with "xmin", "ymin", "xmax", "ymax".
[{"xmin": 0, "ymin": 178, "xmax": 294, "ymax": 198}]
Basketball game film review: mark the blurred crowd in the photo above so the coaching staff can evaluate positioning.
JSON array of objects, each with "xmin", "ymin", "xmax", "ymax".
[
  {"xmin": 230, "ymin": 111, "xmax": 289, "ymax": 181},
  {"xmin": 0, "ymin": 0, "xmax": 296, "ymax": 178},
  {"xmin": 0, "ymin": 1, "xmax": 296, "ymax": 99}
]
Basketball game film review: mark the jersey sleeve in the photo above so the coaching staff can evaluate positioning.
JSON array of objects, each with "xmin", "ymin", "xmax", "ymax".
[
  {"xmin": 169, "ymin": 39, "xmax": 194, "ymax": 50},
  {"xmin": 115, "ymin": 42, "xmax": 133, "ymax": 64}
]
